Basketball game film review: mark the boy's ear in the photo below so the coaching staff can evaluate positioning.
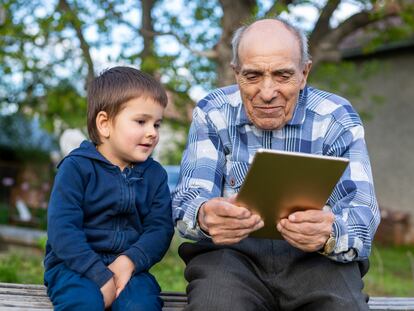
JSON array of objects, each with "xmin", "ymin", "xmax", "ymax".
[{"xmin": 96, "ymin": 111, "xmax": 110, "ymax": 139}]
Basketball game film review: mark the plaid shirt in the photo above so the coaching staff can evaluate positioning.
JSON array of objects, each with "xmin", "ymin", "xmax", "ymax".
[{"xmin": 172, "ymin": 85, "xmax": 380, "ymax": 262}]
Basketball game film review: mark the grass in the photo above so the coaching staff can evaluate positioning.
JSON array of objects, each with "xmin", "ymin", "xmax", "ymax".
[
  {"xmin": 364, "ymin": 244, "xmax": 414, "ymax": 296},
  {"xmin": 0, "ymin": 235, "xmax": 413, "ymax": 297},
  {"xmin": 150, "ymin": 234, "xmax": 188, "ymax": 292},
  {"xmin": 0, "ymin": 248, "xmax": 44, "ymax": 284}
]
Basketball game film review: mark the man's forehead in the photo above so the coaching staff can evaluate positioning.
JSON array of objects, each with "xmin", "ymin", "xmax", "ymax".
[
  {"xmin": 238, "ymin": 21, "xmax": 301, "ymax": 62},
  {"xmin": 240, "ymin": 63, "xmax": 297, "ymax": 73},
  {"xmin": 241, "ymin": 20, "xmax": 296, "ymax": 45}
]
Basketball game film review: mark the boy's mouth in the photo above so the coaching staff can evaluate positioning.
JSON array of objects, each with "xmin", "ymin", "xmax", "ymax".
[{"xmin": 139, "ymin": 143, "xmax": 152, "ymax": 148}]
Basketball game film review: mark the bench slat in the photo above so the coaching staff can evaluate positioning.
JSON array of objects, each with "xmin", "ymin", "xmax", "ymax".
[{"xmin": 1, "ymin": 282, "xmax": 414, "ymax": 310}]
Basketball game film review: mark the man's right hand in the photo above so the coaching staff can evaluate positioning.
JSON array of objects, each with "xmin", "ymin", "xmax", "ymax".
[
  {"xmin": 198, "ymin": 196, "xmax": 264, "ymax": 245},
  {"xmin": 100, "ymin": 277, "xmax": 116, "ymax": 308}
]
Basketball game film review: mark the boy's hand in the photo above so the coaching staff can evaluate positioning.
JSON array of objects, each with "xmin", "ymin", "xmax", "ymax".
[
  {"xmin": 108, "ymin": 255, "xmax": 135, "ymax": 297},
  {"xmin": 100, "ymin": 277, "xmax": 116, "ymax": 308}
]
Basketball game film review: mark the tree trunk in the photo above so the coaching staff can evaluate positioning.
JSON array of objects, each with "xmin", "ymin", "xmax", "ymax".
[
  {"xmin": 58, "ymin": 0, "xmax": 95, "ymax": 87},
  {"xmin": 215, "ymin": 0, "xmax": 256, "ymax": 86},
  {"xmin": 140, "ymin": 0, "xmax": 157, "ymax": 75}
]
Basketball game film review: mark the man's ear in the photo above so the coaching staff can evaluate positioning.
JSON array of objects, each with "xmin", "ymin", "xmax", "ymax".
[
  {"xmin": 300, "ymin": 61, "xmax": 312, "ymax": 90},
  {"xmin": 96, "ymin": 111, "xmax": 110, "ymax": 139}
]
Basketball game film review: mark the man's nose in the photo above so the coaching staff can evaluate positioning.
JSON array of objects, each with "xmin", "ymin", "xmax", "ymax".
[{"xmin": 260, "ymin": 77, "xmax": 278, "ymax": 103}]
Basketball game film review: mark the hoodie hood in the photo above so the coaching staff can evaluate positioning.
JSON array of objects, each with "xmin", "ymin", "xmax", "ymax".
[{"xmin": 58, "ymin": 140, "xmax": 154, "ymax": 173}]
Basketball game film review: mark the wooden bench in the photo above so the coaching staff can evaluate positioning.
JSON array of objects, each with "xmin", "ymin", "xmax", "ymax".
[{"xmin": 1, "ymin": 282, "xmax": 414, "ymax": 310}]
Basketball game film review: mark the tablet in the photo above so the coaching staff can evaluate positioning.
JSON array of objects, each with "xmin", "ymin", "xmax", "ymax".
[{"xmin": 235, "ymin": 149, "xmax": 349, "ymax": 239}]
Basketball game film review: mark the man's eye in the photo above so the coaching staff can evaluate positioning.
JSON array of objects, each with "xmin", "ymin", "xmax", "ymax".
[
  {"xmin": 276, "ymin": 74, "xmax": 291, "ymax": 82},
  {"xmin": 246, "ymin": 74, "xmax": 258, "ymax": 80}
]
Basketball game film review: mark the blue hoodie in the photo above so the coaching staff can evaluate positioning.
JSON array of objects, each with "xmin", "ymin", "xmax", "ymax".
[{"xmin": 44, "ymin": 141, "xmax": 174, "ymax": 288}]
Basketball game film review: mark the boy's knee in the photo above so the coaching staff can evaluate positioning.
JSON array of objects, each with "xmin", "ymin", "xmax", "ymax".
[
  {"xmin": 54, "ymin": 291, "xmax": 103, "ymax": 311},
  {"xmin": 113, "ymin": 294, "xmax": 162, "ymax": 311}
]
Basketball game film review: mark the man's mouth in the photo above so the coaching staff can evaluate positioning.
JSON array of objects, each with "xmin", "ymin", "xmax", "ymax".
[{"xmin": 254, "ymin": 106, "xmax": 284, "ymax": 114}]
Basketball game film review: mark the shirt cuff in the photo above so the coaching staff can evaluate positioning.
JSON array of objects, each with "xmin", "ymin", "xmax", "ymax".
[
  {"xmin": 177, "ymin": 197, "xmax": 211, "ymax": 240},
  {"xmin": 122, "ymin": 246, "xmax": 150, "ymax": 273},
  {"xmin": 83, "ymin": 260, "xmax": 114, "ymax": 288}
]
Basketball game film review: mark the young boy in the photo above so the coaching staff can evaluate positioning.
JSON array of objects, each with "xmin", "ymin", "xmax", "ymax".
[{"xmin": 44, "ymin": 66, "xmax": 174, "ymax": 311}]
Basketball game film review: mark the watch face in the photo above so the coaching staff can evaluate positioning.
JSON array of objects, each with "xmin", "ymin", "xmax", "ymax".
[{"xmin": 324, "ymin": 237, "xmax": 336, "ymax": 254}]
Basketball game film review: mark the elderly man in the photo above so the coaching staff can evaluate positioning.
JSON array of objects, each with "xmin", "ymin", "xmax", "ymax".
[{"xmin": 172, "ymin": 18, "xmax": 380, "ymax": 311}]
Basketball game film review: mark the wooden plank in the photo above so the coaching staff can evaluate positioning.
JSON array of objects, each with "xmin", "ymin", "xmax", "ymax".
[
  {"xmin": 367, "ymin": 297, "xmax": 414, "ymax": 311},
  {"xmin": 2, "ymin": 283, "xmax": 414, "ymax": 310}
]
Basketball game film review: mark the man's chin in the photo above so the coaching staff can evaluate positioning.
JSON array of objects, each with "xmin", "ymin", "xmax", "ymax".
[{"xmin": 252, "ymin": 118, "xmax": 286, "ymax": 130}]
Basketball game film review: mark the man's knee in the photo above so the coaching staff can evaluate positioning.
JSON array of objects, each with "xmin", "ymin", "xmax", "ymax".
[
  {"xmin": 282, "ymin": 255, "xmax": 368, "ymax": 310},
  {"xmin": 184, "ymin": 249, "xmax": 274, "ymax": 311}
]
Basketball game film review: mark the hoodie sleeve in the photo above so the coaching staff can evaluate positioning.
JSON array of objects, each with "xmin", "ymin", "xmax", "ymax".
[
  {"xmin": 123, "ymin": 168, "xmax": 174, "ymax": 273},
  {"xmin": 47, "ymin": 157, "xmax": 113, "ymax": 287}
]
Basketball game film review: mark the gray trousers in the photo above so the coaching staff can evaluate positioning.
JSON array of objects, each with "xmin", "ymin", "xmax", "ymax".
[{"xmin": 179, "ymin": 238, "xmax": 369, "ymax": 311}]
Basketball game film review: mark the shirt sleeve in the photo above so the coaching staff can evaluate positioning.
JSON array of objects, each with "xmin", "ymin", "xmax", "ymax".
[
  {"xmin": 47, "ymin": 158, "xmax": 114, "ymax": 287},
  {"xmin": 172, "ymin": 104, "xmax": 226, "ymax": 240},
  {"xmin": 324, "ymin": 123, "xmax": 380, "ymax": 262},
  {"xmin": 122, "ymin": 169, "xmax": 174, "ymax": 272}
]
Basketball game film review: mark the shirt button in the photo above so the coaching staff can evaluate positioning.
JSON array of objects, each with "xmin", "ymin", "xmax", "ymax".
[{"xmin": 229, "ymin": 177, "xmax": 236, "ymax": 187}]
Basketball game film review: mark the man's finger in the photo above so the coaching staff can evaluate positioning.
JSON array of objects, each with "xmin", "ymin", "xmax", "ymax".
[
  {"xmin": 210, "ymin": 218, "xmax": 264, "ymax": 242},
  {"xmin": 282, "ymin": 234, "xmax": 320, "ymax": 252},
  {"xmin": 279, "ymin": 218, "xmax": 325, "ymax": 235},
  {"xmin": 279, "ymin": 222, "xmax": 329, "ymax": 251},
  {"xmin": 288, "ymin": 209, "xmax": 333, "ymax": 223},
  {"xmin": 215, "ymin": 202, "xmax": 251, "ymax": 219},
  {"xmin": 207, "ymin": 214, "xmax": 262, "ymax": 232}
]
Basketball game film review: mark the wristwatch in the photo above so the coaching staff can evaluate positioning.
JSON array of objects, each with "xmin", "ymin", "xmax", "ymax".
[{"xmin": 322, "ymin": 232, "xmax": 336, "ymax": 255}]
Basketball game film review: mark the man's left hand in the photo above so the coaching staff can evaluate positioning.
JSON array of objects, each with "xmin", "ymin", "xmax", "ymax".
[{"xmin": 276, "ymin": 209, "xmax": 334, "ymax": 252}]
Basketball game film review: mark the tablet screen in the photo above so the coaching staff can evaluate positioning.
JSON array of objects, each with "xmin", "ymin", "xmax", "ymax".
[{"xmin": 235, "ymin": 149, "xmax": 349, "ymax": 239}]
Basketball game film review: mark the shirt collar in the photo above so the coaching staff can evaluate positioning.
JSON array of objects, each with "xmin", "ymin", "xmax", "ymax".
[{"xmin": 235, "ymin": 85, "xmax": 308, "ymax": 127}]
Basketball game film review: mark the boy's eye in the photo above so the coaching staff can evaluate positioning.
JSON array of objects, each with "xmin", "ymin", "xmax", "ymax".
[
  {"xmin": 136, "ymin": 120, "xmax": 145, "ymax": 125},
  {"xmin": 154, "ymin": 123, "xmax": 161, "ymax": 129}
]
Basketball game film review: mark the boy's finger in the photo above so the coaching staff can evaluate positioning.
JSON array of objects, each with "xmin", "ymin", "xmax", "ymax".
[{"xmin": 116, "ymin": 286, "xmax": 124, "ymax": 298}]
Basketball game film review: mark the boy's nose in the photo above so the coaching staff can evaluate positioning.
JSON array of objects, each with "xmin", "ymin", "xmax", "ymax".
[{"xmin": 145, "ymin": 127, "xmax": 157, "ymax": 138}]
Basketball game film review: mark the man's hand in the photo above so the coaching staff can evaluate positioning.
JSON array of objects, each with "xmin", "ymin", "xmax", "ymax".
[
  {"xmin": 100, "ymin": 277, "xmax": 116, "ymax": 308},
  {"xmin": 277, "ymin": 209, "xmax": 334, "ymax": 252},
  {"xmin": 198, "ymin": 195, "xmax": 264, "ymax": 245},
  {"xmin": 108, "ymin": 255, "xmax": 135, "ymax": 298}
]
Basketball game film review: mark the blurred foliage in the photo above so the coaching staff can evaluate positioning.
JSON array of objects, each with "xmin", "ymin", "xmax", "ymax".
[
  {"xmin": 0, "ymin": 112, "xmax": 57, "ymax": 161},
  {"xmin": 0, "ymin": 0, "xmax": 413, "ymax": 158}
]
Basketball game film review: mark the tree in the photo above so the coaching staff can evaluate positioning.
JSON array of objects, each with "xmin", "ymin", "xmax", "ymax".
[
  {"xmin": 1, "ymin": 0, "xmax": 413, "ymax": 162},
  {"xmin": 151, "ymin": 0, "xmax": 413, "ymax": 86}
]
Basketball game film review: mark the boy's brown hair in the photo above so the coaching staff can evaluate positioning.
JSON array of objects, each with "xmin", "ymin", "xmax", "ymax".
[{"xmin": 87, "ymin": 66, "xmax": 168, "ymax": 145}]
